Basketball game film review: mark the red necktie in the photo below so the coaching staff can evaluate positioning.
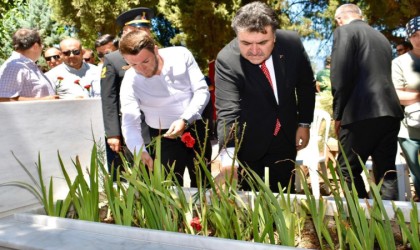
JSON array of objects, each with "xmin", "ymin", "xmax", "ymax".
[{"xmin": 261, "ymin": 61, "xmax": 281, "ymax": 136}]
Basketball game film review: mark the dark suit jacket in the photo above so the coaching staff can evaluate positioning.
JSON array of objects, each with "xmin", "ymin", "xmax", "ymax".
[
  {"xmin": 215, "ymin": 30, "xmax": 316, "ymax": 162},
  {"xmin": 101, "ymin": 50, "xmax": 127, "ymax": 138},
  {"xmin": 101, "ymin": 50, "xmax": 150, "ymax": 143},
  {"xmin": 331, "ymin": 20, "xmax": 403, "ymax": 125}
]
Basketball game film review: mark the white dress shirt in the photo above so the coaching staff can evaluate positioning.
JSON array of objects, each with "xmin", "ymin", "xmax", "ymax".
[
  {"xmin": 120, "ymin": 46, "xmax": 210, "ymax": 154},
  {"xmin": 45, "ymin": 62, "xmax": 101, "ymax": 99}
]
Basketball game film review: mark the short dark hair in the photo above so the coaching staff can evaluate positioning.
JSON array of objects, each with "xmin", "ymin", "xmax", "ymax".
[
  {"xmin": 231, "ymin": 2, "xmax": 279, "ymax": 34},
  {"xmin": 12, "ymin": 28, "xmax": 41, "ymax": 51},
  {"xmin": 95, "ymin": 34, "xmax": 116, "ymax": 49},
  {"xmin": 397, "ymin": 41, "xmax": 413, "ymax": 50},
  {"xmin": 119, "ymin": 30, "xmax": 155, "ymax": 56},
  {"xmin": 325, "ymin": 56, "xmax": 331, "ymax": 66}
]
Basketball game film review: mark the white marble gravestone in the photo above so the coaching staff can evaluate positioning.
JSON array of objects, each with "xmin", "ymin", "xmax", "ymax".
[{"xmin": 0, "ymin": 98, "xmax": 105, "ymax": 218}]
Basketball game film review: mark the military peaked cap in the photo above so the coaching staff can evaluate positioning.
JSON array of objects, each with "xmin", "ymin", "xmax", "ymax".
[{"xmin": 116, "ymin": 7, "xmax": 154, "ymax": 28}]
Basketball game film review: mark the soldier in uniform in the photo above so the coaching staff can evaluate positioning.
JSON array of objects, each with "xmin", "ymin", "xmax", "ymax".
[{"xmin": 101, "ymin": 7, "xmax": 153, "ymax": 179}]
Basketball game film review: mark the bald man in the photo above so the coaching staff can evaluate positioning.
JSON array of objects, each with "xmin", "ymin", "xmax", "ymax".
[
  {"xmin": 331, "ymin": 4, "xmax": 403, "ymax": 200},
  {"xmin": 45, "ymin": 38, "xmax": 101, "ymax": 99}
]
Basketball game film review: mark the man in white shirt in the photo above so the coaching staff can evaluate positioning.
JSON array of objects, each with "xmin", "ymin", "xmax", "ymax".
[
  {"xmin": 119, "ymin": 30, "xmax": 211, "ymax": 187},
  {"xmin": 46, "ymin": 38, "xmax": 101, "ymax": 98}
]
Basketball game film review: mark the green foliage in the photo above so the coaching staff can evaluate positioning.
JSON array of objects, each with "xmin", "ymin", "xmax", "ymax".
[
  {"xmin": 298, "ymin": 167, "xmax": 334, "ymax": 250},
  {"xmin": 48, "ymin": 0, "xmax": 159, "ymax": 49},
  {"xmin": 394, "ymin": 200, "xmax": 420, "ymax": 249},
  {"xmin": 5, "ymin": 121, "xmax": 420, "ymax": 248},
  {"xmin": 0, "ymin": 151, "xmax": 72, "ymax": 217},
  {"xmin": 158, "ymin": 0, "xmax": 240, "ymax": 70},
  {"xmin": 0, "ymin": 0, "xmax": 70, "ymax": 65},
  {"xmin": 364, "ymin": 0, "xmax": 420, "ymax": 43}
]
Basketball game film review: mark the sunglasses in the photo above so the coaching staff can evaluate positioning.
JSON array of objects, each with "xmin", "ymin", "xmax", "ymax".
[
  {"xmin": 62, "ymin": 49, "xmax": 81, "ymax": 56},
  {"xmin": 84, "ymin": 57, "xmax": 93, "ymax": 62},
  {"xmin": 97, "ymin": 51, "xmax": 111, "ymax": 58},
  {"xmin": 45, "ymin": 55, "xmax": 60, "ymax": 61}
]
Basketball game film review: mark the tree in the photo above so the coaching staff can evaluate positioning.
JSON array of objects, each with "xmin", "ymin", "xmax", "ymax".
[
  {"xmin": 0, "ymin": 0, "xmax": 69, "ymax": 65},
  {"xmin": 48, "ymin": 0, "xmax": 160, "ymax": 49},
  {"xmin": 158, "ymin": 0, "xmax": 241, "ymax": 70},
  {"xmin": 363, "ymin": 0, "xmax": 420, "ymax": 43}
]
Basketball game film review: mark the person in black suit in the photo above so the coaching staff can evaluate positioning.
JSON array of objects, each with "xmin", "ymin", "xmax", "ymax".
[
  {"xmin": 331, "ymin": 4, "xmax": 404, "ymax": 199},
  {"xmin": 215, "ymin": 2, "xmax": 316, "ymax": 193},
  {"xmin": 101, "ymin": 7, "xmax": 153, "ymax": 178}
]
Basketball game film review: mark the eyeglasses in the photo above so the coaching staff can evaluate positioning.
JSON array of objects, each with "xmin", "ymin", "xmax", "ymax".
[
  {"xmin": 84, "ymin": 57, "xmax": 93, "ymax": 62},
  {"xmin": 97, "ymin": 51, "xmax": 111, "ymax": 58},
  {"xmin": 62, "ymin": 49, "xmax": 81, "ymax": 56},
  {"xmin": 45, "ymin": 55, "xmax": 60, "ymax": 61}
]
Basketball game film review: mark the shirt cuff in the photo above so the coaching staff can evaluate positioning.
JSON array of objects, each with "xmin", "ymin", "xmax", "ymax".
[{"xmin": 220, "ymin": 147, "xmax": 239, "ymax": 167}]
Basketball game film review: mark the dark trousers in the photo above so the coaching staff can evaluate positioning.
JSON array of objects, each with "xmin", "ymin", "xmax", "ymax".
[
  {"xmin": 105, "ymin": 138, "xmax": 134, "ymax": 181},
  {"xmin": 239, "ymin": 129, "xmax": 297, "ymax": 193},
  {"xmin": 106, "ymin": 112, "xmax": 150, "ymax": 181},
  {"xmin": 338, "ymin": 116, "xmax": 400, "ymax": 199},
  {"xmin": 105, "ymin": 138, "xmax": 122, "ymax": 180},
  {"xmin": 149, "ymin": 120, "xmax": 212, "ymax": 187}
]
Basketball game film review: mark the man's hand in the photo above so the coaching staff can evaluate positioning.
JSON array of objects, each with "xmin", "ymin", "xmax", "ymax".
[
  {"xmin": 107, "ymin": 136, "xmax": 122, "ymax": 153},
  {"xmin": 214, "ymin": 165, "xmax": 238, "ymax": 188},
  {"xmin": 296, "ymin": 127, "xmax": 310, "ymax": 151},
  {"xmin": 141, "ymin": 151, "xmax": 154, "ymax": 171},
  {"xmin": 163, "ymin": 119, "xmax": 187, "ymax": 139},
  {"xmin": 43, "ymin": 95, "xmax": 60, "ymax": 100},
  {"xmin": 334, "ymin": 120, "xmax": 341, "ymax": 137}
]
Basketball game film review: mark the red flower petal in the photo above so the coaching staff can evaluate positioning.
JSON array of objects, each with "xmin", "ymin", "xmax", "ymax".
[
  {"xmin": 181, "ymin": 132, "xmax": 195, "ymax": 148},
  {"xmin": 190, "ymin": 217, "xmax": 202, "ymax": 231}
]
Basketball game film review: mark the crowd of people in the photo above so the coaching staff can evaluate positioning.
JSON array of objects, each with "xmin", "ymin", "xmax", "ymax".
[{"xmin": 0, "ymin": 2, "xmax": 419, "ymax": 200}]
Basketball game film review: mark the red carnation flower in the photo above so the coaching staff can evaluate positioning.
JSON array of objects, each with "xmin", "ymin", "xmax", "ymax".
[
  {"xmin": 181, "ymin": 132, "xmax": 195, "ymax": 148},
  {"xmin": 84, "ymin": 84, "xmax": 91, "ymax": 90},
  {"xmin": 190, "ymin": 217, "xmax": 202, "ymax": 231},
  {"xmin": 74, "ymin": 79, "xmax": 80, "ymax": 85},
  {"xmin": 55, "ymin": 77, "xmax": 64, "ymax": 94}
]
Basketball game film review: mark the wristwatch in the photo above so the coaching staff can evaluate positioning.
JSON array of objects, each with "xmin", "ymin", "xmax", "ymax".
[
  {"xmin": 181, "ymin": 118, "xmax": 190, "ymax": 129},
  {"xmin": 298, "ymin": 123, "xmax": 311, "ymax": 128}
]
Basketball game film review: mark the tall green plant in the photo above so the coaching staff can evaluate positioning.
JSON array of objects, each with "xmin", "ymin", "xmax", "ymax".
[
  {"xmin": 0, "ymin": 151, "xmax": 72, "ymax": 217},
  {"xmin": 322, "ymin": 142, "xmax": 397, "ymax": 249},
  {"xmin": 394, "ymin": 200, "xmax": 420, "ymax": 249},
  {"xmin": 297, "ymin": 167, "xmax": 334, "ymax": 249}
]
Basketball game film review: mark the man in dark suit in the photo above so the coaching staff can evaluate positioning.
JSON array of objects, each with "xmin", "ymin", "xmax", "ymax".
[
  {"xmin": 331, "ymin": 4, "xmax": 404, "ymax": 199},
  {"xmin": 101, "ymin": 7, "xmax": 153, "ymax": 178},
  {"xmin": 215, "ymin": 2, "xmax": 316, "ymax": 193}
]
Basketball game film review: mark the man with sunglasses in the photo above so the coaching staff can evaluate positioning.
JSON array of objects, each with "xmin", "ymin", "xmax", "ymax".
[
  {"xmin": 100, "ymin": 7, "xmax": 153, "ymax": 179},
  {"xmin": 0, "ymin": 28, "xmax": 57, "ymax": 101},
  {"xmin": 44, "ymin": 47, "xmax": 62, "ymax": 69},
  {"xmin": 83, "ymin": 49, "xmax": 96, "ymax": 64},
  {"xmin": 45, "ymin": 37, "xmax": 101, "ymax": 98}
]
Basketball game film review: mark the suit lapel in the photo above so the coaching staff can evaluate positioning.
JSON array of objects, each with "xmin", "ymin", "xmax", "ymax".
[{"xmin": 240, "ymin": 57, "xmax": 278, "ymax": 107}]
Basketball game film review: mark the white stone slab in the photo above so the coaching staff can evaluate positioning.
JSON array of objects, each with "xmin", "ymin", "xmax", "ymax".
[
  {"xmin": 0, "ymin": 99, "xmax": 105, "ymax": 218},
  {"xmin": 0, "ymin": 213, "xmax": 301, "ymax": 250}
]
